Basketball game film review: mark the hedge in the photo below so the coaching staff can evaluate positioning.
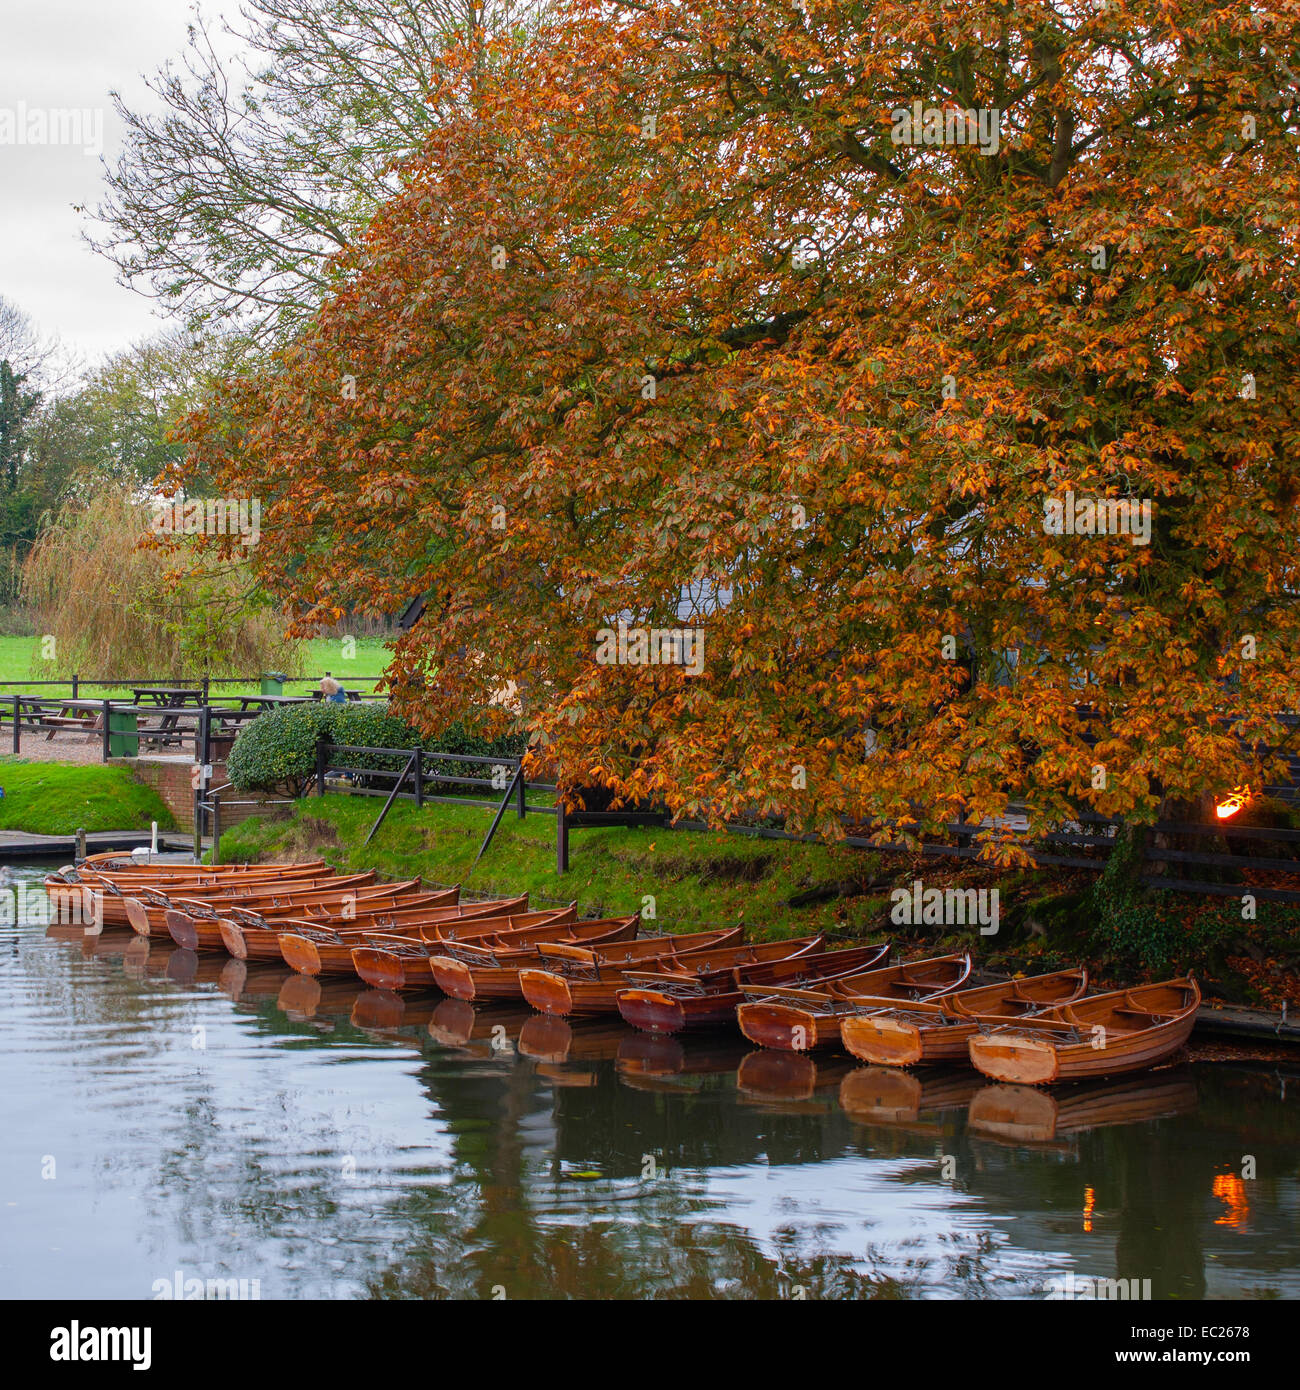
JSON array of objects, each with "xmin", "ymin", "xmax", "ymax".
[{"xmin": 225, "ymin": 701, "xmax": 528, "ymax": 797}]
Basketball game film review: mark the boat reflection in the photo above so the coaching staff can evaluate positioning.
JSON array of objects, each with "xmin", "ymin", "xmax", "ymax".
[
  {"xmin": 616, "ymin": 1031, "xmax": 751, "ymax": 1092},
  {"xmin": 966, "ymin": 1069, "xmax": 1199, "ymax": 1146},
  {"xmin": 839, "ymin": 1066, "xmax": 982, "ymax": 1133},
  {"xmin": 735, "ymin": 1049, "xmax": 856, "ymax": 1111}
]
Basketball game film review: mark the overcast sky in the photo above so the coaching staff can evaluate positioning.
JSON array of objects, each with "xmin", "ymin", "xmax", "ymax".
[{"xmin": 0, "ymin": 1, "xmax": 234, "ymax": 368}]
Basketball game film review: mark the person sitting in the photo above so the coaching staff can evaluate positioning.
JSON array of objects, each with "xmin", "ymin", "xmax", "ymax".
[{"xmin": 319, "ymin": 675, "xmax": 348, "ymax": 704}]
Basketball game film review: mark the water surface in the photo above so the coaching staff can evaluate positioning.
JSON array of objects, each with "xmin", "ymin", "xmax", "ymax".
[{"xmin": 1, "ymin": 863, "xmax": 1296, "ymax": 1300}]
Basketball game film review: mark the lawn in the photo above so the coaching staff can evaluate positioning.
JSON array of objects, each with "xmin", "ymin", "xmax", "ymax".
[
  {"xmin": 0, "ymin": 634, "xmax": 394, "ymax": 702},
  {"xmin": 0, "ymin": 761, "xmax": 176, "ymax": 835}
]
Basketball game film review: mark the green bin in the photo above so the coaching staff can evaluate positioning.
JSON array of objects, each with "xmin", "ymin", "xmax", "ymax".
[
  {"xmin": 260, "ymin": 672, "xmax": 288, "ymax": 696},
  {"xmin": 108, "ymin": 708, "xmax": 139, "ymax": 756}
]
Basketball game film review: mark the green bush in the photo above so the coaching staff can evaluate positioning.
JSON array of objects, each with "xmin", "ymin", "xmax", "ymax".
[
  {"xmin": 226, "ymin": 702, "xmax": 335, "ymax": 795},
  {"xmin": 226, "ymin": 701, "xmax": 528, "ymax": 797}
]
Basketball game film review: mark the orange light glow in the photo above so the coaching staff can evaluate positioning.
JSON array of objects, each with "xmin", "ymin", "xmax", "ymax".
[
  {"xmin": 1212, "ymin": 1173, "xmax": 1249, "ymax": 1228},
  {"xmin": 1082, "ymin": 1185, "xmax": 1096, "ymax": 1234},
  {"xmin": 1215, "ymin": 790, "xmax": 1249, "ymax": 820}
]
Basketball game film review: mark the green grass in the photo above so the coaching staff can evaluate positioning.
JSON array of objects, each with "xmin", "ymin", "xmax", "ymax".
[
  {"xmin": 0, "ymin": 761, "xmax": 176, "ymax": 835},
  {"xmin": 218, "ymin": 794, "xmax": 895, "ymax": 940},
  {"xmin": 0, "ymin": 635, "xmax": 393, "ymax": 702}
]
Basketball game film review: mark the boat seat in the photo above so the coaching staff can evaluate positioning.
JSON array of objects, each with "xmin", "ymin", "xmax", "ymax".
[{"xmin": 1112, "ymin": 1008, "xmax": 1175, "ymax": 1025}]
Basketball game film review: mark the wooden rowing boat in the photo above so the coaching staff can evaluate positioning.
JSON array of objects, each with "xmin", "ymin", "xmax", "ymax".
[
  {"xmin": 735, "ymin": 952, "xmax": 972, "ymax": 1052},
  {"xmin": 965, "ymin": 1070, "xmax": 1199, "ymax": 1143},
  {"xmin": 162, "ymin": 876, "xmax": 423, "ymax": 948},
  {"xmin": 360, "ymin": 913, "xmax": 636, "ymax": 993},
  {"xmin": 61, "ymin": 865, "xmax": 344, "ymax": 928},
  {"xmin": 517, "ymin": 928, "xmax": 746, "ymax": 1016},
  {"xmin": 839, "ymin": 968, "xmax": 1088, "ymax": 1066},
  {"xmin": 274, "ymin": 897, "xmax": 536, "ymax": 975},
  {"xmin": 616, "ymin": 940, "xmax": 888, "ymax": 1034},
  {"xmin": 967, "ymin": 978, "xmax": 1200, "ymax": 1084},
  {"xmin": 217, "ymin": 894, "xmax": 540, "ymax": 960},
  {"xmin": 118, "ymin": 872, "xmax": 395, "ymax": 936},
  {"xmin": 57, "ymin": 857, "xmax": 327, "ymax": 882}
]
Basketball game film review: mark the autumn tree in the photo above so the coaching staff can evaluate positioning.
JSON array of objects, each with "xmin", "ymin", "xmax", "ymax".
[{"xmin": 183, "ymin": 0, "xmax": 1300, "ymax": 859}]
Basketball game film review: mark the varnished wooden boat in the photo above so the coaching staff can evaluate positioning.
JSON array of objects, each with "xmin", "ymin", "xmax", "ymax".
[
  {"xmin": 360, "ymin": 913, "xmax": 635, "ymax": 993},
  {"xmin": 840, "ymin": 969, "xmax": 1088, "ymax": 1066},
  {"xmin": 217, "ymin": 893, "xmax": 535, "ymax": 960},
  {"xmin": 162, "ymin": 874, "xmax": 412, "ymax": 948},
  {"xmin": 735, "ymin": 953, "xmax": 971, "ymax": 1052},
  {"xmin": 966, "ymin": 1070, "xmax": 1199, "ymax": 1144},
  {"xmin": 161, "ymin": 872, "xmax": 400, "ymax": 950},
  {"xmin": 275, "ymin": 898, "xmax": 537, "ymax": 975},
  {"xmin": 119, "ymin": 872, "xmax": 400, "ymax": 937},
  {"xmin": 616, "ymin": 940, "xmax": 888, "ymax": 1034},
  {"xmin": 73, "ymin": 851, "xmax": 328, "ymax": 874},
  {"xmin": 517, "ymin": 928, "xmax": 746, "ymax": 1016},
  {"xmin": 66, "ymin": 865, "xmax": 343, "ymax": 929},
  {"xmin": 967, "ymin": 978, "xmax": 1200, "ymax": 1083}
]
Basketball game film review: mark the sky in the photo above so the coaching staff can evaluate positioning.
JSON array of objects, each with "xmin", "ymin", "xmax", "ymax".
[{"xmin": 0, "ymin": 0, "xmax": 234, "ymax": 369}]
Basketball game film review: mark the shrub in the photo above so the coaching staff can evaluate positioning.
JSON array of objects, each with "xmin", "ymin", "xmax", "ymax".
[
  {"xmin": 226, "ymin": 701, "xmax": 529, "ymax": 797},
  {"xmin": 226, "ymin": 702, "xmax": 335, "ymax": 796}
]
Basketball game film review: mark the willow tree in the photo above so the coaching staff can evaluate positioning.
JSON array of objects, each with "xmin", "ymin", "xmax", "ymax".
[
  {"xmin": 182, "ymin": 0, "xmax": 1300, "ymax": 859},
  {"xmin": 23, "ymin": 490, "xmax": 298, "ymax": 678}
]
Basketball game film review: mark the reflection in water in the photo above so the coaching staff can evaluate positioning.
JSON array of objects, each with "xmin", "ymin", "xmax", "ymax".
[{"xmin": 2, "ymin": 863, "xmax": 1298, "ymax": 1301}]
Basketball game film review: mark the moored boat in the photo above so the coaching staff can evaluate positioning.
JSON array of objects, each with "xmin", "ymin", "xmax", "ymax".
[
  {"xmin": 616, "ymin": 940, "xmax": 888, "ymax": 1034},
  {"xmin": 516, "ymin": 928, "xmax": 745, "ymax": 1016},
  {"xmin": 966, "ymin": 978, "xmax": 1200, "ymax": 1084},
  {"xmin": 217, "ymin": 893, "xmax": 536, "ymax": 961},
  {"xmin": 358, "ymin": 912, "xmax": 635, "ymax": 993},
  {"xmin": 735, "ymin": 953, "xmax": 971, "ymax": 1052},
  {"xmin": 275, "ymin": 898, "xmax": 539, "ymax": 976},
  {"xmin": 839, "ymin": 968, "xmax": 1088, "ymax": 1066},
  {"xmin": 162, "ymin": 874, "xmax": 416, "ymax": 948},
  {"xmin": 120, "ymin": 872, "xmax": 406, "ymax": 937}
]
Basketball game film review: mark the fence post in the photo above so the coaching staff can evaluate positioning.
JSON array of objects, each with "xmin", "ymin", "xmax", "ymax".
[
  {"xmin": 101, "ymin": 700, "xmax": 111, "ymax": 761},
  {"xmin": 413, "ymin": 749, "xmax": 424, "ymax": 809},
  {"xmin": 192, "ymin": 776, "xmax": 203, "ymax": 863},
  {"xmin": 11, "ymin": 694, "xmax": 18, "ymax": 755},
  {"xmin": 202, "ymin": 674, "xmax": 210, "ymax": 705},
  {"xmin": 72, "ymin": 673, "xmax": 79, "ymax": 701},
  {"xmin": 76, "ymin": 827, "xmax": 86, "ymax": 861},
  {"xmin": 195, "ymin": 705, "xmax": 210, "ymax": 765},
  {"xmin": 557, "ymin": 798, "xmax": 569, "ymax": 874},
  {"xmin": 316, "ymin": 734, "xmax": 329, "ymax": 797},
  {"xmin": 210, "ymin": 793, "xmax": 221, "ymax": 866},
  {"xmin": 516, "ymin": 758, "xmax": 526, "ymax": 819}
]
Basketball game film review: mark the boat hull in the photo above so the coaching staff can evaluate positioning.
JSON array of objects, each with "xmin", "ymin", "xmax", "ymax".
[{"xmin": 735, "ymin": 1002, "xmax": 840, "ymax": 1052}]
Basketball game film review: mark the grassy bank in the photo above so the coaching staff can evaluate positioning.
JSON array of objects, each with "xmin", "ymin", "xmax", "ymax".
[
  {"xmin": 216, "ymin": 794, "xmax": 1300, "ymax": 1008},
  {"xmin": 0, "ymin": 761, "xmax": 175, "ymax": 835}
]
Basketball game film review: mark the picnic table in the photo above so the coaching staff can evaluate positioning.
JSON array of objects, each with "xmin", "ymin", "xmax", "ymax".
[
  {"xmin": 132, "ymin": 687, "xmax": 204, "ymax": 747},
  {"xmin": 43, "ymin": 699, "xmax": 103, "ymax": 741}
]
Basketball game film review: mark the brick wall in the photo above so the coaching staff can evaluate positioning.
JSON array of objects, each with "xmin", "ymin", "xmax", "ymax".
[{"xmin": 111, "ymin": 757, "xmax": 294, "ymax": 830}]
